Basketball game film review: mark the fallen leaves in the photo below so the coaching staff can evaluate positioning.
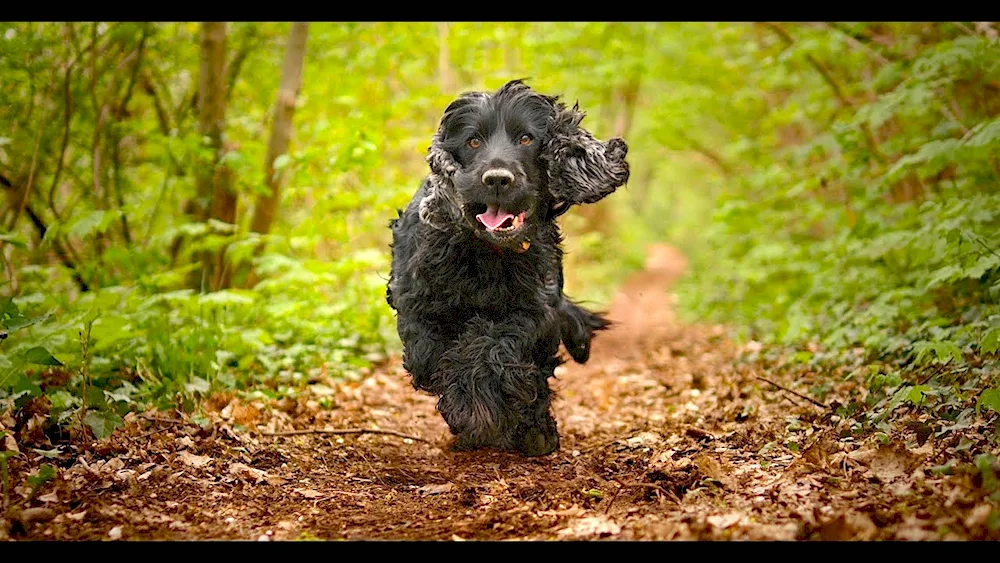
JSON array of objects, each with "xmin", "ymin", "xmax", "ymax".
[
  {"xmin": 176, "ymin": 451, "xmax": 212, "ymax": 469},
  {"xmin": 417, "ymin": 483, "xmax": 455, "ymax": 496},
  {"xmin": 294, "ymin": 488, "xmax": 325, "ymax": 499},
  {"xmin": 3, "ymin": 247, "xmax": 999, "ymax": 541},
  {"xmin": 868, "ymin": 444, "xmax": 916, "ymax": 483},
  {"xmin": 228, "ymin": 463, "xmax": 267, "ymax": 483},
  {"xmin": 556, "ymin": 515, "xmax": 621, "ymax": 538},
  {"xmin": 705, "ymin": 512, "xmax": 742, "ymax": 530}
]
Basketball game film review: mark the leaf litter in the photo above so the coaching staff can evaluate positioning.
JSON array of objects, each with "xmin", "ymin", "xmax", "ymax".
[{"xmin": 1, "ymin": 244, "xmax": 998, "ymax": 541}]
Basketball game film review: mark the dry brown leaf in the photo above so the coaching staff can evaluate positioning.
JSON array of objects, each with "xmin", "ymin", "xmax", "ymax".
[
  {"xmin": 964, "ymin": 504, "xmax": 993, "ymax": 529},
  {"xmin": 557, "ymin": 515, "xmax": 621, "ymax": 538},
  {"xmin": 706, "ymin": 512, "xmax": 742, "ymax": 530},
  {"xmin": 417, "ymin": 482, "xmax": 455, "ymax": 495},
  {"xmin": 626, "ymin": 432, "xmax": 661, "ymax": 448},
  {"xmin": 177, "ymin": 451, "xmax": 212, "ymax": 468},
  {"xmin": 694, "ymin": 455, "xmax": 735, "ymax": 489},
  {"xmin": 228, "ymin": 462, "xmax": 267, "ymax": 482},
  {"xmin": 104, "ymin": 457, "xmax": 124, "ymax": 472},
  {"xmin": 869, "ymin": 445, "xmax": 913, "ymax": 483},
  {"xmin": 294, "ymin": 488, "xmax": 325, "ymax": 499}
]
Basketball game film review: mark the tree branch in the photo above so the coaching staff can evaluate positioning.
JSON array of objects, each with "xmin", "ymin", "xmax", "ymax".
[
  {"xmin": 224, "ymin": 25, "xmax": 258, "ymax": 104},
  {"xmin": 821, "ymin": 22, "xmax": 897, "ymax": 64},
  {"xmin": 756, "ymin": 375, "xmax": 830, "ymax": 409},
  {"xmin": 5, "ymin": 104, "xmax": 47, "ymax": 232},
  {"xmin": 141, "ymin": 70, "xmax": 173, "ymax": 136},
  {"xmin": 2, "ymin": 175, "xmax": 89, "ymax": 293},
  {"xmin": 110, "ymin": 25, "xmax": 151, "ymax": 246},
  {"xmin": 46, "ymin": 53, "xmax": 77, "ymax": 224},
  {"xmin": 761, "ymin": 22, "xmax": 885, "ymax": 164},
  {"xmin": 677, "ymin": 132, "xmax": 734, "ymax": 176}
]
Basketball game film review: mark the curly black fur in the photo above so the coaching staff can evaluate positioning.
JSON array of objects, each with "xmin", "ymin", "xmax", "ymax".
[{"xmin": 387, "ymin": 80, "xmax": 629, "ymax": 456}]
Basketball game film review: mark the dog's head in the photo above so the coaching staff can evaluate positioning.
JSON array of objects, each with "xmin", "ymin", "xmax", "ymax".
[{"xmin": 420, "ymin": 80, "xmax": 629, "ymax": 252}]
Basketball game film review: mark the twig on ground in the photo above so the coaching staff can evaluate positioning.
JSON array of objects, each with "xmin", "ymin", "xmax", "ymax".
[
  {"xmin": 143, "ymin": 415, "xmax": 184, "ymax": 425},
  {"xmin": 260, "ymin": 427, "xmax": 430, "ymax": 444},
  {"xmin": 756, "ymin": 376, "xmax": 829, "ymax": 409},
  {"xmin": 916, "ymin": 363, "xmax": 948, "ymax": 386},
  {"xmin": 604, "ymin": 481, "xmax": 624, "ymax": 514},
  {"xmin": 780, "ymin": 394, "xmax": 806, "ymax": 409}
]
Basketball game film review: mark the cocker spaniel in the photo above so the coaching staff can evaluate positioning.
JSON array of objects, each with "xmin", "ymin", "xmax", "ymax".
[{"xmin": 387, "ymin": 80, "xmax": 629, "ymax": 456}]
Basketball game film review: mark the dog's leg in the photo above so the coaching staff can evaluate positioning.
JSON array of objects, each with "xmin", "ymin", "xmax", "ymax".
[
  {"xmin": 435, "ymin": 314, "xmax": 561, "ymax": 457},
  {"xmin": 556, "ymin": 299, "xmax": 611, "ymax": 364},
  {"xmin": 546, "ymin": 249, "xmax": 611, "ymax": 364},
  {"xmin": 509, "ymin": 352, "xmax": 561, "ymax": 457},
  {"xmin": 397, "ymin": 317, "xmax": 453, "ymax": 394}
]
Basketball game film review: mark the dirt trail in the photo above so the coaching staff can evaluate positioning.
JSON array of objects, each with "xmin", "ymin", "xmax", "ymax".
[{"xmin": 3, "ymin": 244, "xmax": 998, "ymax": 541}]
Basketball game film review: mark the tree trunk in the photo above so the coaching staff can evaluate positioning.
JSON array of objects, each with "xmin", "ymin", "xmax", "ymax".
[
  {"xmin": 188, "ymin": 22, "xmax": 231, "ymax": 291},
  {"xmin": 244, "ymin": 22, "xmax": 309, "ymax": 289},
  {"xmin": 612, "ymin": 76, "xmax": 641, "ymax": 140},
  {"xmin": 438, "ymin": 23, "xmax": 454, "ymax": 93},
  {"xmin": 576, "ymin": 75, "xmax": 641, "ymax": 244}
]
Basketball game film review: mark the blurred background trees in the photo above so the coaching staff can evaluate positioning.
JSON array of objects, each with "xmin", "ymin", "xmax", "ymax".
[{"xmin": 1, "ymin": 22, "xmax": 998, "ymax": 436}]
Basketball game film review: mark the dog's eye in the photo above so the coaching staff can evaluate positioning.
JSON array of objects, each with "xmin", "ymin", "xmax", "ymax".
[
  {"xmin": 468, "ymin": 138, "xmax": 482, "ymax": 149},
  {"xmin": 519, "ymin": 134, "xmax": 533, "ymax": 146}
]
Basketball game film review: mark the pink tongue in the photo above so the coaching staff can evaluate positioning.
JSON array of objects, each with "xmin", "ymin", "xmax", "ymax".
[{"xmin": 476, "ymin": 205, "xmax": 514, "ymax": 231}]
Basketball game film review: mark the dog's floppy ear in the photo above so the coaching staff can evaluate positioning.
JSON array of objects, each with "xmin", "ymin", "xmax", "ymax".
[
  {"xmin": 419, "ymin": 126, "xmax": 464, "ymax": 231},
  {"xmin": 418, "ymin": 92, "xmax": 490, "ymax": 230},
  {"xmin": 542, "ymin": 101, "xmax": 630, "ymax": 219}
]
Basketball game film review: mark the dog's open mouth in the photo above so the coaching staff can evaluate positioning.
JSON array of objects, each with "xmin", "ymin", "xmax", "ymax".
[{"xmin": 475, "ymin": 205, "xmax": 528, "ymax": 235}]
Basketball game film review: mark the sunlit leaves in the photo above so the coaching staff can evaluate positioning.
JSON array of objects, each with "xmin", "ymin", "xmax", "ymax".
[
  {"xmin": 672, "ymin": 23, "xmax": 1000, "ymax": 391},
  {"xmin": 978, "ymin": 389, "xmax": 1000, "ymax": 416},
  {"xmin": 981, "ymin": 328, "xmax": 1000, "ymax": 355}
]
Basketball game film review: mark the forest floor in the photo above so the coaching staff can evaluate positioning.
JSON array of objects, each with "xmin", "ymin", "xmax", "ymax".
[{"xmin": 2, "ymin": 244, "xmax": 999, "ymax": 541}]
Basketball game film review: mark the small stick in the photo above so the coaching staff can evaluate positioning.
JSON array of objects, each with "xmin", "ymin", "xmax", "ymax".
[
  {"xmin": 780, "ymin": 394, "xmax": 805, "ymax": 408},
  {"xmin": 260, "ymin": 427, "xmax": 431, "ymax": 444},
  {"xmin": 143, "ymin": 415, "xmax": 184, "ymax": 425},
  {"xmin": 604, "ymin": 481, "xmax": 624, "ymax": 514},
  {"xmin": 756, "ymin": 376, "xmax": 829, "ymax": 409}
]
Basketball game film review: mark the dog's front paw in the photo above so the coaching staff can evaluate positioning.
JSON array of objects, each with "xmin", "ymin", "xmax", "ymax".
[
  {"xmin": 450, "ymin": 433, "xmax": 482, "ymax": 452},
  {"xmin": 566, "ymin": 339, "xmax": 592, "ymax": 364},
  {"xmin": 515, "ymin": 417, "xmax": 560, "ymax": 457}
]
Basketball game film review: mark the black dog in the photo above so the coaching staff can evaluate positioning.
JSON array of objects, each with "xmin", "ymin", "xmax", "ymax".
[{"xmin": 387, "ymin": 80, "xmax": 629, "ymax": 456}]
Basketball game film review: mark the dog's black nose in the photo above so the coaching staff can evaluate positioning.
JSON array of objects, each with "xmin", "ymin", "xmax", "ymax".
[{"xmin": 482, "ymin": 168, "xmax": 515, "ymax": 190}]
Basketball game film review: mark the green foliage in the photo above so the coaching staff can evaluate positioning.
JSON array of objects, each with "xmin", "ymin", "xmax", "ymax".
[
  {"xmin": 670, "ymin": 24, "xmax": 1000, "ymax": 384},
  {"xmin": 3, "ymin": 22, "xmax": 999, "ymax": 444},
  {"xmin": 0, "ymin": 22, "xmax": 689, "ymax": 436}
]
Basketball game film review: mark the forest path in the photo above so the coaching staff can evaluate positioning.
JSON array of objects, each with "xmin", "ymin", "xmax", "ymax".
[{"xmin": 5, "ymin": 245, "xmax": 996, "ymax": 541}]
